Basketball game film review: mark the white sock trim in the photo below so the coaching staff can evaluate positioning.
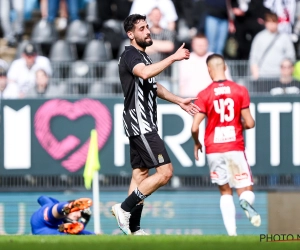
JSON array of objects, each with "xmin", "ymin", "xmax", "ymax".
[{"xmin": 239, "ymin": 190, "xmax": 255, "ymax": 205}]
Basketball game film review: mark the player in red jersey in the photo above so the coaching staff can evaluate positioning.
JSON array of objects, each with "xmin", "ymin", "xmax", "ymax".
[{"xmin": 191, "ymin": 54, "xmax": 261, "ymax": 236}]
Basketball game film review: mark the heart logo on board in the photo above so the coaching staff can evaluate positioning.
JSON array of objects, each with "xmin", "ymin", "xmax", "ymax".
[{"xmin": 34, "ymin": 99, "xmax": 112, "ymax": 172}]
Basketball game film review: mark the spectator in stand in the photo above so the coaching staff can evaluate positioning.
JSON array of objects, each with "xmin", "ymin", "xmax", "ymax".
[
  {"xmin": 129, "ymin": 0, "xmax": 178, "ymax": 31},
  {"xmin": 231, "ymin": 0, "xmax": 270, "ymax": 59},
  {"xmin": 253, "ymin": 58, "xmax": 300, "ymax": 94},
  {"xmin": 178, "ymin": 34, "xmax": 231, "ymax": 97},
  {"xmin": 47, "ymin": 0, "xmax": 79, "ymax": 24},
  {"xmin": 0, "ymin": 67, "xmax": 19, "ymax": 100},
  {"xmin": 249, "ymin": 12, "xmax": 295, "ymax": 80},
  {"xmin": 270, "ymin": 58, "xmax": 300, "ymax": 94},
  {"xmin": 172, "ymin": 0, "xmax": 199, "ymax": 37},
  {"xmin": 7, "ymin": 43, "xmax": 52, "ymax": 98},
  {"xmin": 26, "ymin": 69, "xmax": 66, "ymax": 98},
  {"xmin": 264, "ymin": 0, "xmax": 296, "ymax": 34},
  {"xmin": 0, "ymin": 0, "xmax": 24, "ymax": 47},
  {"xmin": 204, "ymin": 0, "xmax": 235, "ymax": 55},
  {"xmin": 146, "ymin": 7, "xmax": 175, "ymax": 63}
]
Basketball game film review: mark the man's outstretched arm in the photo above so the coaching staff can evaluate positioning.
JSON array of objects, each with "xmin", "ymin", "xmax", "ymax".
[
  {"xmin": 156, "ymin": 83, "xmax": 200, "ymax": 116},
  {"xmin": 132, "ymin": 43, "xmax": 189, "ymax": 80},
  {"xmin": 51, "ymin": 202, "xmax": 69, "ymax": 219}
]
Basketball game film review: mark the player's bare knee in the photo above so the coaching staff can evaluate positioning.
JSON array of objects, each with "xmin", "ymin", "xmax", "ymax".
[{"xmin": 218, "ymin": 183, "xmax": 232, "ymax": 195}]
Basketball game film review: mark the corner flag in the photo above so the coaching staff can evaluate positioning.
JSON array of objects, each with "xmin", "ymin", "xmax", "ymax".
[{"xmin": 83, "ymin": 129, "xmax": 100, "ymax": 190}]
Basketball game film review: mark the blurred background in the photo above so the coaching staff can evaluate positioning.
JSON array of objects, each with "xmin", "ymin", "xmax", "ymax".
[{"xmin": 0, "ymin": 0, "xmax": 300, "ymax": 235}]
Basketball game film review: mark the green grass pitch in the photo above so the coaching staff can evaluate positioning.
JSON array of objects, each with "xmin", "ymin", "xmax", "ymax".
[{"xmin": 0, "ymin": 235, "xmax": 299, "ymax": 250}]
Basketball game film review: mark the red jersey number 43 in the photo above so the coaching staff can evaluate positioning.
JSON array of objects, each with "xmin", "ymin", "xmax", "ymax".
[{"xmin": 213, "ymin": 98, "xmax": 236, "ymax": 143}]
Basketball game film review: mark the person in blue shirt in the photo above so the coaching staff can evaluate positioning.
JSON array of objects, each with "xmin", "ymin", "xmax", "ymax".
[{"xmin": 30, "ymin": 196, "xmax": 95, "ymax": 235}]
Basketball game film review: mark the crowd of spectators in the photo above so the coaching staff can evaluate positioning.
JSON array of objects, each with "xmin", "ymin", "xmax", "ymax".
[{"xmin": 1, "ymin": 0, "xmax": 300, "ymax": 100}]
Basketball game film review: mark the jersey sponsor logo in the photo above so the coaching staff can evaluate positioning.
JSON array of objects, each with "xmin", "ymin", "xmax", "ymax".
[
  {"xmin": 214, "ymin": 126, "xmax": 236, "ymax": 143},
  {"xmin": 234, "ymin": 173, "xmax": 248, "ymax": 181},
  {"xmin": 158, "ymin": 154, "xmax": 164, "ymax": 163},
  {"xmin": 214, "ymin": 86, "xmax": 231, "ymax": 96},
  {"xmin": 148, "ymin": 77, "xmax": 156, "ymax": 84},
  {"xmin": 43, "ymin": 207, "xmax": 49, "ymax": 221},
  {"xmin": 210, "ymin": 171, "xmax": 219, "ymax": 179}
]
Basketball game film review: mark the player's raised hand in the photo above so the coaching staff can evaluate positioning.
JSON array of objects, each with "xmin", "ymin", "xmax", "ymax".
[
  {"xmin": 179, "ymin": 97, "xmax": 200, "ymax": 116},
  {"xmin": 172, "ymin": 43, "xmax": 190, "ymax": 61}
]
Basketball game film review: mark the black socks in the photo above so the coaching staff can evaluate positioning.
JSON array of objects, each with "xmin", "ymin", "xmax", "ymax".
[
  {"xmin": 129, "ymin": 203, "xmax": 144, "ymax": 233},
  {"xmin": 121, "ymin": 188, "xmax": 148, "ymax": 212}
]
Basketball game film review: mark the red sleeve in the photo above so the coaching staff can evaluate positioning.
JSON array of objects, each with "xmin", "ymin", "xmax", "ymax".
[
  {"xmin": 241, "ymin": 86, "xmax": 250, "ymax": 109},
  {"xmin": 194, "ymin": 90, "xmax": 207, "ymax": 114}
]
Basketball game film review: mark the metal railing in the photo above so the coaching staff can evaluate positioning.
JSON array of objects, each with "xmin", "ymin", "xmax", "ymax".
[
  {"xmin": 38, "ymin": 60, "xmax": 299, "ymax": 97},
  {"xmin": 47, "ymin": 60, "xmax": 175, "ymax": 97},
  {"xmin": 1, "ymin": 174, "xmax": 300, "ymax": 192}
]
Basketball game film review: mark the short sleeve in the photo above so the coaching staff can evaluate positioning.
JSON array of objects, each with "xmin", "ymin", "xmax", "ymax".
[
  {"xmin": 123, "ymin": 49, "xmax": 144, "ymax": 73},
  {"xmin": 194, "ymin": 91, "xmax": 207, "ymax": 114},
  {"xmin": 241, "ymin": 86, "xmax": 250, "ymax": 109}
]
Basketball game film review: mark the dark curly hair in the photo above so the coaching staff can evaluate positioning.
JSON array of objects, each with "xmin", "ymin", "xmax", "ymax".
[{"xmin": 123, "ymin": 14, "xmax": 146, "ymax": 33}]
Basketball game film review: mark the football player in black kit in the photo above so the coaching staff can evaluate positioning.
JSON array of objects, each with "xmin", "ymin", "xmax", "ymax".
[{"xmin": 111, "ymin": 14, "xmax": 200, "ymax": 235}]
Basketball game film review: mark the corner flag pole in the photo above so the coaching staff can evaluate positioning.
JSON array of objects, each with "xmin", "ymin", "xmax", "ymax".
[
  {"xmin": 92, "ymin": 167, "xmax": 100, "ymax": 234},
  {"xmin": 83, "ymin": 129, "xmax": 101, "ymax": 234}
]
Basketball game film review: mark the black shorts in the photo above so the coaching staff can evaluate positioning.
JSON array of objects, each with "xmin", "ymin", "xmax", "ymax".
[{"xmin": 129, "ymin": 132, "xmax": 171, "ymax": 169}]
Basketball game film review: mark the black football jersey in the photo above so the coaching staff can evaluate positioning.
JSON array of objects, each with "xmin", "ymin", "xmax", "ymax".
[{"xmin": 118, "ymin": 45, "xmax": 158, "ymax": 137}]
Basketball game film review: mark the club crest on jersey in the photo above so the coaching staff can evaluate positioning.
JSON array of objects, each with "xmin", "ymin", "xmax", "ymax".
[{"xmin": 158, "ymin": 154, "xmax": 164, "ymax": 163}]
